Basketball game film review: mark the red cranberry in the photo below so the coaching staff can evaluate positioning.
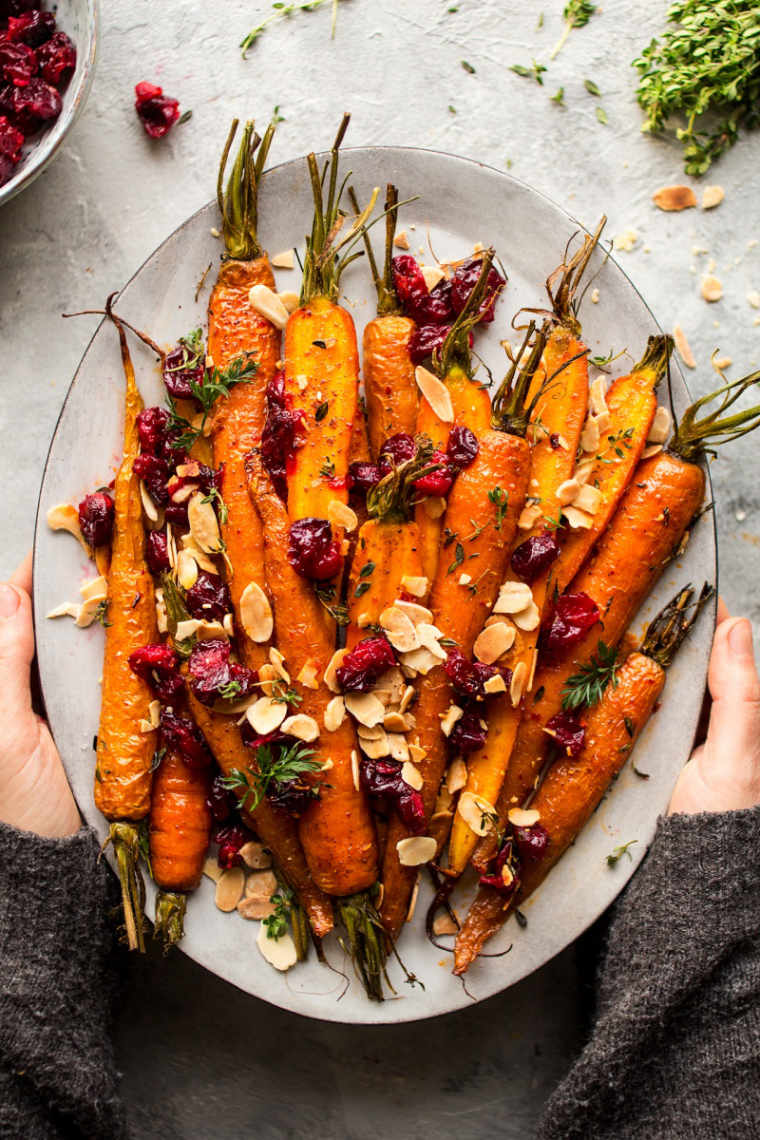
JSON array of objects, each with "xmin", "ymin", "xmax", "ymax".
[
  {"xmin": 447, "ymin": 425, "xmax": 479, "ymax": 470},
  {"xmin": 0, "ymin": 151, "xmax": 15, "ymax": 185},
  {"xmin": 164, "ymin": 502, "xmax": 189, "ymax": 527},
  {"xmin": 146, "ymin": 529, "xmax": 170, "ymax": 576},
  {"xmin": 240, "ymin": 723, "xmax": 288, "ymax": 753},
  {"xmin": 444, "ymin": 647, "xmax": 498, "ymax": 701},
  {"xmin": 134, "ymin": 81, "xmax": 180, "ymax": 140},
  {"xmin": 133, "ymin": 453, "xmax": 170, "ymax": 506},
  {"xmin": 479, "ymin": 837, "xmax": 521, "ymax": 896},
  {"xmin": 0, "ymin": 112, "xmax": 22, "ymax": 159},
  {"xmin": 36, "ymin": 30, "xmax": 75, "ymax": 85},
  {"xmin": 542, "ymin": 592, "xmax": 600, "ymax": 657},
  {"xmin": 449, "ymin": 709, "xmax": 488, "ymax": 755},
  {"xmin": 336, "ymin": 636, "xmax": 397, "ymax": 692},
  {"xmin": 187, "ymin": 639, "xmax": 256, "ymax": 705},
  {"xmin": 347, "ymin": 460, "xmax": 381, "ymax": 494},
  {"xmin": 288, "ymin": 518, "xmax": 342, "ymax": 581},
  {"xmin": 414, "ymin": 448, "xmax": 453, "ymax": 497},
  {"xmin": 545, "ymin": 710, "xmax": 585, "ymax": 757},
  {"xmin": 8, "ymin": 76, "xmax": 60, "ymax": 132},
  {"xmin": 418, "ymin": 277, "xmax": 456, "ymax": 324},
  {"xmin": 214, "ymin": 822, "xmax": 249, "ymax": 869},
  {"xmin": 185, "ymin": 571, "xmax": 231, "ymax": 621},
  {"xmin": 511, "ymin": 530, "xmax": 560, "ymax": 584},
  {"xmin": 360, "ymin": 756, "xmax": 425, "ymax": 834},
  {"xmin": 160, "ymin": 708, "xmax": 212, "ymax": 768},
  {"xmin": 162, "ymin": 338, "xmax": 205, "ymax": 399},
  {"xmin": 513, "ymin": 822, "xmax": 550, "ymax": 863},
  {"xmin": 77, "ymin": 491, "xmax": 114, "ymax": 547},
  {"xmin": 261, "ymin": 372, "xmax": 305, "ymax": 500},
  {"xmin": 137, "ymin": 406, "xmax": 174, "ymax": 458},
  {"xmin": 391, "ymin": 255, "xmax": 455, "ymax": 325},
  {"xmin": 206, "ymin": 773, "xmax": 235, "ymax": 823},
  {"xmin": 408, "ymin": 323, "xmax": 452, "ymax": 365},
  {"xmin": 0, "ymin": 41, "xmax": 36, "ymax": 86},
  {"xmin": 266, "ymin": 772, "xmax": 318, "ymax": 817},
  {"xmin": 450, "ymin": 257, "xmax": 505, "ymax": 324},
  {"xmin": 378, "ymin": 432, "xmax": 416, "ymax": 473},
  {"xmin": 5, "ymin": 10, "xmax": 55, "ymax": 47},
  {"xmin": 128, "ymin": 643, "xmax": 183, "ymax": 703}
]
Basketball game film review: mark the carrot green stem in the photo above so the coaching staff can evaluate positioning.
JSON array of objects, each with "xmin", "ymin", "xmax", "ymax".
[
  {"xmin": 640, "ymin": 583, "xmax": 714, "ymax": 668},
  {"xmin": 669, "ymin": 368, "xmax": 760, "ymax": 462},
  {"xmin": 491, "ymin": 320, "xmax": 551, "ymax": 437},
  {"xmin": 153, "ymin": 891, "xmax": 186, "ymax": 954},
  {"xmin": 634, "ymin": 332, "xmax": 673, "ymax": 376},
  {"xmin": 217, "ymin": 118, "xmax": 275, "ymax": 262},
  {"xmin": 349, "ymin": 183, "xmax": 401, "ymax": 316},
  {"xmin": 366, "ymin": 434, "xmax": 441, "ymax": 522},
  {"xmin": 336, "ymin": 889, "xmax": 389, "ymax": 1001},
  {"xmin": 104, "ymin": 822, "xmax": 147, "ymax": 953},
  {"xmin": 435, "ymin": 247, "xmax": 501, "ymax": 378},
  {"xmin": 545, "ymin": 215, "xmax": 606, "ymax": 333}
]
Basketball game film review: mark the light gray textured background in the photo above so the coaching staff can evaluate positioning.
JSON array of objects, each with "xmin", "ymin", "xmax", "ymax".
[{"xmin": 3, "ymin": 0, "xmax": 760, "ymax": 1135}]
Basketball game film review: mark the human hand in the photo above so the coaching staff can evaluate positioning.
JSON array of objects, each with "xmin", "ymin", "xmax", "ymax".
[
  {"xmin": 669, "ymin": 598, "xmax": 760, "ymax": 815},
  {"xmin": 0, "ymin": 552, "xmax": 80, "ymax": 837}
]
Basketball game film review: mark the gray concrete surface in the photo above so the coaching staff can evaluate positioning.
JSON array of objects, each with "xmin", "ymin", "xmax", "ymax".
[{"xmin": 2, "ymin": 0, "xmax": 760, "ymax": 1135}]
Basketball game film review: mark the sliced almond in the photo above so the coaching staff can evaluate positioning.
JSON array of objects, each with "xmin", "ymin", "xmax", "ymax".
[
  {"xmin": 248, "ymin": 283, "xmax": 289, "ymax": 329},
  {"xmin": 139, "ymin": 481, "xmax": 159, "ymax": 523},
  {"xmin": 324, "ymin": 648, "xmax": 348, "ymax": 692},
  {"xmin": 76, "ymin": 595, "xmax": 107, "ymax": 628},
  {"xmin": 379, "ymin": 605, "xmax": 420, "ymax": 652},
  {"xmin": 400, "ymin": 684, "xmax": 416, "ymax": 714},
  {"xmin": 281, "ymin": 713, "xmax": 319, "ymax": 742},
  {"xmin": 237, "ymin": 896, "xmax": 277, "ymax": 920},
  {"xmin": 563, "ymin": 505, "xmax": 594, "ymax": 530},
  {"xmin": 246, "ymin": 697, "xmax": 288, "ymax": 736},
  {"xmin": 572, "ymin": 484, "xmax": 602, "ymax": 514},
  {"xmin": 556, "ymin": 477, "xmax": 581, "ymax": 506},
  {"xmin": 176, "ymin": 548, "xmax": 199, "ymax": 590},
  {"xmin": 278, "ymin": 291, "xmax": 299, "ymax": 313},
  {"xmin": 415, "ymin": 365, "xmax": 454, "ymax": 423},
  {"xmin": 215, "ymin": 867, "xmax": 245, "ymax": 912},
  {"xmin": 589, "ymin": 376, "xmax": 608, "ymax": 416},
  {"xmin": 239, "ymin": 842, "xmax": 272, "ymax": 870},
  {"xmin": 375, "ymin": 666, "xmax": 406, "ymax": 705},
  {"xmin": 360, "ymin": 730, "xmax": 391, "ymax": 759},
  {"xmin": 457, "ymin": 791, "xmax": 497, "ymax": 836},
  {"xmin": 575, "ymin": 462, "xmax": 594, "ymax": 486},
  {"xmin": 345, "ymin": 691, "xmax": 386, "ymax": 728},
  {"xmin": 673, "ymin": 324, "xmax": 696, "ymax": 369},
  {"xmin": 648, "ymin": 405, "xmax": 672, "ymax": 444},
  {"xmin": 580, "ymin": 417, "xmax": 600, "ymax": 453},
  {"xmin": 351, "ymin": 749, "xmax": 360, "ymax": 791},
  {"xmin": 388, "ymin": 733, "xmax": 410, "ymax": 763},
  {"xmin": 383, "ymin": 710, "xmax": 410, "ymax": 732},
  {"xmin": 268, "ymin": 647, "xmax": 289, "ymax": 683},
  {"xmin": 409, "ymin": 743, "xmax": 426, "ymax": 764},
  {"xmin": 239, "ymin": 581, "xmax": 273, "ymax": 643},
  {"xmin": 46, "ymin": 502, "xmax": 89, "ymax": 553},
  {"xmin": 79, "ymin": 575, "xmax": 107, "ymax": 602},
  {"xmin": 446, "ymin": 757, "xmax": 468, "ymax": 794},
  {"xmin": 296, "ymin": 660, "xmax": 320, "ymax": 689},
  {"xmin": 433, "ymin": 913, "xmax": 458, "ymax": 936},
  {"xmin": 394, "ymin": 599, "xmax": 434, "ymax": 625},
  {"xmin": 458, "ymin": 573, "xmax": 472, "ymax": 586},
  {"xmin": 517, "ymin": 503, "xmax": 542, "ymax": 530},
  {"xmin": 473, "ymin": 621, "xmax": 515, "ymax": 664},
  {"xmin": 596, "ymin": 410, "xmax": 611, "ymax": 435},
  {"xmin": 244, "ymin": 868, "xmax": 278, "ymax": 900},
  {"xmin": 203, "ymin": 855, "xmax": 224, "ymax": 883},
  {"xmin": 396, "ymin": 835, "xmax": 437, "ymax": 866},
  {"xmin": 421, "ymin": 264, "xmax": 446, "ymax": 291},
  {"xmin": 641, "ymin": 443, "xmax": 663, "ymax": 460},
  {"xmin": 508, "ymin": 807, "xmax": 540, "ymax": 828},
  {"xmin": 701, "ymin": 275, "xmax": 723, "ymax": 303},
  {"xmin": 493, "ymin": 581, "xmax": 533, "ymax": 614},
  {"xmin": 256, "ymin": 923, "xmax": 298, "ymax": 970},
  {"xmin": 701, "ymin": 185, "xmax": 725, "ymax": 210},
  {"xmin": 406, "ymin": 875, "xmax": 420, "ymax": 922},
  {"xmin": 526, "ymin": 646, "xmax": 538, "ymax": 693},
  {"xmin": 401, "ymin": 760, "xmax": 423, "ymax": 790},
  {"xmin": 188, "ymin": 492, "xmax": 222, "ymax": 554},
  {"xmin": 156, "ymin": 591, "xmax": 168, "ymax": 634},
  {"xmin": 357, "ymin": 722, "xmax": 385, "ymax": 741},
  {"xmin": 180, "ymin": 534, "xmax": 218, "ymax": 573},
  {"xmin": 416, "ymin": 622, "xmax": 446, "ymax": 659},
  {"xmin": 423, "ymin": 495, "xmax": 447, "ymax": 519},
  {"xmin": 327, "ymin": 499, "xmax": 358, "ymax": 533},
  {"xmin": 258, "ymin": 662, "xmax": 277, "ymax": 697},
  {"xmin": 483, "ymin": 672, "xmax": 507, "ymax": 694},
  {"xmin": 399, "ymin": 646, "xmax": 440, "ymax": 675},
  {"xmin": 510, "ymin": 660, "xmax": 528, "ymax": 706},
  {"xmin": 440, "ymin": 704, "xmax": 464, "ymax": 737},
  {"xmin": 652, "ymin": 184, "xmax": 697, "ymax": 212},
  {"xmin": 271, "ymin": 248, "xmax": 295, "ymax": 269},
  {"xmin": 394, "ymin": 230, "xmax": 410, "ymax": 250},
  {"xmin": 323, "ymin": 695, "xmax": 346, "ymax": 732},
  {"xmin": 400, "ymin": 574, "xmax": 429, "ymax": 598}
]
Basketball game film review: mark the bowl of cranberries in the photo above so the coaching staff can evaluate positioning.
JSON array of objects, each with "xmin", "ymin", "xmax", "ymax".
[{"xmin": 0, "ymin": 0, "xmax": 96, "ymax": 205}]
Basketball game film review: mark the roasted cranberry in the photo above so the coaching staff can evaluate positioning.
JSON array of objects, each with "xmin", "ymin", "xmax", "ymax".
[
  {"xmin": 0, "ymin": 41, "xmax": 36, "ymax": 85},
  {"xmin": 513, "ymin": 822, "xmax": 549, "ymax": 863},
  {"xmin": 185, "ymin": 571, "xmax": 231, "ymax": 621},
  {"xmin": 447, "ymin": 425, "xmax": 479, "ymax": 470},
  {"xmin": 206, "ymin": 774, "xmax": 235, "ymax": 823},
  {"xmin": 0, "ymin": 115, "xmax": 24, "ymax": 168},
  {"xmin": 378, "ymin": 432, "xmax": 416, "ymax": 473},
  {"xmin": 542, "ymin": 592, "xmax": 600, "ymax": 657},
  {"xmin": 479, "ymin": 838, "xmax": 521, "ymax": 896},
  {"xmin": 408, "ymin": 323, "xmax": 452, "ymax": 366},
  {"xmin": 414, "ymin": 448, "xmax": 453, "ymax": 497},
  {"xmin": 136, "ymin": 406, "xmax": 173, "ymax": 458},
  {"xmin": 159, "ymin": 708, "xmax": 212, "ymax": 768},
  {"xmin": 77, "ymin": 491, "xmax": 114, "ymax": 547},
  {"xmin": 164, "ymin": 502, "xmax": 189, "ymax": 527},
  {"xmin": 347, "ymin": 460, "xmax": 381, "ymax": 494},
  {"xmin": 145, "ymin": 529, "xmax": 170, "ymax": 576},
  {"xmin": 261, "ymin": 372, "xmax": 305, "ymax": 500},
  {"xmin": 450, "ymin": 257, "xmax": 505, "ymax": 324},
  {"xmin": 187, "ymin": 639, "xmax": 256, "ymax": 705},
  {"xmin": 8, "ymin": 76, "xmax": 60, "ymax": 132},
  {"xmin": 391, "ymin": 255, "xmax": 427, "ymax": 314},
  {"xmin": 511, "ymin": 530, "xmax": 560, "ymax": 583},
  {"xmin": 214, "ymin": 822, "xmax": 249, "ymax": 869},
  {"xmin": 288, "ymin": 517, "xmax": 342, "ymax": 581},
  {"xmin": 134, "ymin": 81, "xmax": 180, "ymax": 140},
  {"xmin": 450, "ymin": 709, "xmax": 488, "ymax": 755},
  {"xmin": 336, "ymin": 636, "xmax": 397, "ymax": 692},
  {"xmin": 545, "ymin": 710, "xmax": 585, "ymax": 757},
  {"xmin": 133, "ymin": 453, "xmax": 170, "ymax": 506},
  {"xmin": 6, "ymin": 10, "xmax": 55, "ymax": 47},
  {"xmin": 128, "ymin": 643, "xmax": 183, "ymax": 703},
  {"xmin": 360, "ymin": 756, "xmax": 425, "ymax": 834},
  {"xmin": 444, "ymin": 648, "xmax": 498, "ymax": 701},
  {"xmin": 173, "ymin": 460, "xmax": 220, "ymax": 496},
  {"xmin": 36, "ymin": 30, "xmax": 75, "ymax": 85},
  {"xmin": 0, "ymin": 151, "xmax": 14, "ymax": 185},
  {"xmin": 267, "ymin": 774, "xmax": 318, "ymax": 817},
  {"xmin": 162, "ymin": 336, "xmax": 205, "ymax": 399},
  {"xmin": 417, "ymin": 277, "xmax": 456, "ymax": 324},
  {"xmin": 240, "ymin": 722, "xmax": 288, "ymax": 753}
]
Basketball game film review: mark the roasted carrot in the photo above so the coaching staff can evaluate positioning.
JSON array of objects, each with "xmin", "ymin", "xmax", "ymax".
[
  {"xmin": 455, "ymin": 584, "xmax": 712, "ymax": 973},
  {"xmin": 209, "ymin": 120, "xmax": 280, "ymax": 673},
  {"xmin": 94, "ymin": 305, "xmax": 158, "ymax": 951},
  {"xmin": 378, "ymin": 323, "xmax": 548, "ymax": 940},
  {"xmin": 473, "ymin": 369, "xmax": 760, "ymax": 873}
]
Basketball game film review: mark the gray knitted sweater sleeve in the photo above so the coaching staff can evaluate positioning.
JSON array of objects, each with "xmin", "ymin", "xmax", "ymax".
[
  {"xmin": 538, "ymin": 805, "xmax": 760, "ymax": 1139},
  {"xmin": 0, "ymin": 821, "xmax": 128, "ymax": 1140}
]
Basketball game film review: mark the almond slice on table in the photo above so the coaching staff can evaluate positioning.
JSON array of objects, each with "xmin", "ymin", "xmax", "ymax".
[
  {"xmin": 248, "ymin": 283, "xmax": 290, "ymax": 329},
  {"xmin": 396, "ymin": 835, "xmax": 437, "ymax": 866},
  {"xmin": 457, "ymin": 791, "xmax": 497, "ymax": 836},
  {"xmin": 433, "ymin": 913, "xmax": 459, "ymax": 936},
  {"xmin": 215, "ymin": 867, "xmax": 245, "ymax": 912},
  {"xmin": 652, "ymin": 185, "xmax": 697, "ymax": 211},
  {"xmin": 271, "ymin": 248, "xmax": 295, "ymax": 269},
  {"xmin": 256, "ymin": 923, "xmax": 298, "ymax": 971},
  {"xmin": 79, "ymin": 575, "xmax": 107, "ymax": 602},
  {"xmin": 474, "ymin": 621, "xmax": 515, "ymax": 664},
  {"xmin": 239, "ymin": 581, "xmax": 273, "ymax": 643},
  {"xmin": 421, "ymin": 264, "xmax": 446, "ymax": 291},
  {"xmin": 77, "ymin": 595, "xmax": 109, "ymax": 628},
  {"xmin": 701, "ymin": 185, "xmax": 725, "ymax": 210},
  {"xmin": 203, "ymin": 856, "xmax": 224, "ymax": 883},
  {"xmin": 648, "ymin": 405, "xmax": 672, "ymax": 445},
  {"xmin": 673, "ymin": 324, "xmax": 696, "ymax": 369},
  {"xmin": 46, "ymin": 503, "xmax": 89, "ymax": 553},
  {"xmin": 415, "ymin": 365, "xmax": 454, "ymax": 423}
]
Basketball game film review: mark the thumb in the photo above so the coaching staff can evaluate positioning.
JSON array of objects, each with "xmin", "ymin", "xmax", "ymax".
[
  {"xmin": 0, "ymin": 581, "xmax": 35, "ymax": 726},
  {"xmin": 704, "ymin": 616, "xmax": 760, "ymax": 771}
]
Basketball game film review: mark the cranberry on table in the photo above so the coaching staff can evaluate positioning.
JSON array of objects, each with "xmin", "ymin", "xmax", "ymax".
[
  {"xmin": 336, "ymin": 635, "xmax": 397, "ymax": 692},
  {"xmin": 447, "ymin": 425, "xmax": 479, "ymax": 470},
  {"xmin": 145, "ymin": 529, "xmax": 170, "ymax": 576},
  {"xmin": 511, "ymin": 530, "xmax": 560, "ymax": 584},
  {"xmin": 77, "ymin": 491, "xmax": 114, "ymax": 548},
  {"xmin": 185, "ymin": 571, "xmax": 231, "ymax": 622},
  {"xmin": 542, "ymin": 591, "xmax": 600, "ymax": 657},
  {"xmin": 36, "ymin": 30, "xmax": 75, "ymax": 85},
  {"xmin": 134, "ymin": 81, "xmax": 180, "ymax": 140},
  {"xmin": 159, "ymin": 708, "xmax": 212, "ymax": 769},
  {"xmin": 288, "ymin": 517, "xmax": 342, "ymax": 581}
]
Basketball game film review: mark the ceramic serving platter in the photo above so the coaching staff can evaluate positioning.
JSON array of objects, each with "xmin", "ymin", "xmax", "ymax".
[{"xmin": 33, "ymin": 146, "xmax": 716, "ymax": 1024}]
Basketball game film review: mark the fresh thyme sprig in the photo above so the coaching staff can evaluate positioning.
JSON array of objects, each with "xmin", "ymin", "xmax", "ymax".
[
  {"xmin": 240, "ymin": 0, "xmax": 343, "ymax": 57},
  {"xmin": 561, "ymin": 640, "xmax": 618, "ymax": 710},
  {"xmin": 221, "ymin": 741, "xmax": 322, "ymax": 814},
  {"xmin": 551, "ymin": 0, "xmax": 597, "ymax": 59},
  {"xmin": 607, "ymin": 839, "xmax": 637, "ymax": 867},
  {"xmin": 263, "ymin": 892, "xmax": 292, "ymax": 940},
  {"xmin": 167, "ymin": 349, "xmax": 258, "ymax": 451}
]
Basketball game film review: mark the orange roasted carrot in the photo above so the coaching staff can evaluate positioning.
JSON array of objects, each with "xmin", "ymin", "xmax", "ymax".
[
  {"xmin": 209, "ymin": 120, "xmax": 281, "ymax": 673},
  {"xmin": 455, "ymin": 585, "xmax": 711, "ymax": 973},
  {"xmin": 94, "ymin": 307, "xmax": 158, "ymax": 951}
]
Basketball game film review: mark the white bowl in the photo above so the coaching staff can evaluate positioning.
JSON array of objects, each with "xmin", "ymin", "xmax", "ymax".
[{"xmin": 0, "ymin": 0, "xmax": 97, "ymax": 207}]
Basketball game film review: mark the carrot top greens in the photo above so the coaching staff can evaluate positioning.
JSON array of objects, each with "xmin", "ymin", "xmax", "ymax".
[{"xmin": 217, "ymin": 118, "xmax": 275, "ymax": 262}]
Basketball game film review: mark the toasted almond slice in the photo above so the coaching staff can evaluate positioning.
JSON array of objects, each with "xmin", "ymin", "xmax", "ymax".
[
  {"xmin": 440, "ymin": 704, "xmax": 464, "ymax": 737},
  {"xmin": 416, "ymin": 622, "xmax": 446, "ymax": 659},
  {"xmin": 383, "ymin": 710, "xmax": 410, "ymax": 732},
  {"xmin": 79, "ymin": 575, "xmax": 108, "ymax": 602},
  {"xmin": 563, "ymin": 505, "xmax": 594, "ymax": 530},
  {"xmin": 180, "ymin": 534, "xmax": 219, "ymax": 573},
  {"xmin": 423, "ymin": 495, "xmax": 447, "ymax": 519},
  {"xmin": 409, "ymin": 743, "xmax": 426, "ymax": 765},
  {"xmin": 458, "ymin": 572, "xmax": 472, "ymax": 586},
  {"xmin": 47, "ymin": 599, "xmax": 81, "ymax": 621},
  {"xmin": 327, "ymin": 499, "xmax": 358, "ymax": 533},
  {"xmin": 388, "ymin": 733, "xmax": 410, "ymax": 762},
  {"xmin": 421, "ymin": 264, "xmax": 446, "ymax": 291},
  {"xmin": 510, "ymin": 660, "xmax": 528, "ymax": 706},
  {"xmin": 526, "ymin": 646, "xmax": 538, "ymax": 693},
  {"xmin": 137, "ymin": 717, "xmax": 156, "ymax": 733},
  {"xmin": 396, "ymin": 835, "xmax": 437, "ymax": 866},
  {"xmin": 239, "ymin": 842, "xmax": 272, "ymax": 870},
  {"xmin": 223, "ymin": 613, "xmax": 236, "ymax": 637},
  {"xmin": 258, "ymin": 662, "xmax": 277, "ymax": 697},
  {"xmin": 701, "ymin": 275, "xmax": 723, "ymax": 303},
  {"xmin": 248, "ymin": 283, "xmax": 289, "ymax": 329},
  {"xmin": 238, "ymin": 896, "xmax": 277, "ymax": 920},
  {"xmin": 323, "ymin": 696, "xmax": 346, "ymax": 732},
  {"xmin": 277, "ymin": 291, "xmax": 299, "ymax": 313},
  {"xmin": 174, "ymin": 618, "xmax": 202, "ymax": 641},
  {"xmin": 351, "ymin": 749, "xmax": 360, "ymax": 791},
  {"xmin": 394, "ymin": 230, "xmax": 410, "ymax": 250},
  {"xmin": 484, "ymin": 673, "xmax": 507, "ymax": 695},
  {"xmin": 394, "ymin": 599, "xmax": 434, "ymax": 625},
  {"xmin": 652, "ymin": 184, "xmax": 697, "ymax": 212},
  {"xmin": 76, "ymin": 595, "xmax": 107, "ymax": 628},
  {"xmin": 140, "ymin": 481, "xmax": 159, "ymax": 523},
  {"xmin": 357, "ymin": 722, "xmax": 385, "ymax": 741},
  {"xmin": 673, "ymin": 324, "xmax": 696, "ymax": 369},
  {"xmin": 474, "ymin": 621, "xmax": 515, "ymax": 664},
  {"xmin": 256, "ymin": 923, "xmax": 298, "ymax": 970},
  {"xmin": 648, "ymin": 405, "xmax": 672, "ymax": 444},
  {"xmin": 401, "ymin": 760, "xmax": 423, "ymax": 790},
  {"xmin": 446, "ymin": 757, "xmax": 468, "ymax": 794},
  {"xmin": 589, "ymin": 376, "xmax": 608, "ymax": 416},
  {"xmin": 517, "ymin": 503, "xmax": 542, "ymax": 530},
  {"xmin": 379, "ymin": 605, "xmax": 420, "ymax": 652},
  {"xmin": 400, "ymin": 684, "xmax": 416, "ymax": 714},
  {"xmin": 244, "ymin": 868, "xmax": 278, "ymax": 900},
  {"xmin": 405, "ymin": 874, "xmax": 420, "ymax": 921},
  {"xmin": 281, "ymin": 713, "xmax": 320, "ymax": 742},
  {"xmin": 641, "ymin": 443, "xmax": 663, "ymax": 459},
  {"xmin": 296, "ymin": 660, "xmax": 319, "ymax": 689},
  {"xmin": 556, "ymin": 477, "xmax": 581, "ymax": 506},
  {"xmin": 215, "ymin": 867, "xmax": 245, "ymax": 912},
  {"xmin": 188, "ymin": 492, "xmax": 222, "ymax": 554},
  {"xmin": 433, "ymin": 913, "xmax": 458, "ymax": 936},
  {"xmin": 324, "ymin": 648, "xmax": 348, "ymax": 692},
  {"xmin": 493, "ymin": 580, "xmax": 533, "ymax": 614},
  {"xmin": 46, "ymin": 502, "xmax": 90, "ymax": 552},
  {"xmin": 156, "ymin": 592, "xmax": 168, "ymax": 634},
  {"xmin": 238, "ymin": 581, "xmax": 273, "ymax": 643},
  {"xmin": 271, "ymin": 248, "xmax": 295, "ymax": 269},
  {"xmin": 400, "ymin": 574, "xmax": 429, "ymax": 598},
  {"xmin": 457, "ymin": 791, "xmax": 497, "ymax": 836},
  {"xmin": 246, "ymin": 696, "xmax": 288, "ymax": 735},
  {"xmin": 574, "ymin": 462, "xmax": 594, "ymax": 487},
  {"xmin": 701, "ymin": 185, "xmax": 725, "ymax": 210},
  {"xmin": 345, "ymin": 691, "xmax": 386, "ymax": 728},
  {"xmin": 399, "ymin": 646, "xmax": 440, "ymax": 675},
  {"xmin": 269, "ymin": 647, "xmax": 289, "ymax": 682},
  {"xmin": 508, "ymin": 807, "xmax": 540, "ymax": 828},
  {"xmin": 175, "ymin": 548, "xmax": 199, "ymax": 590},
  {"xmin": 360, "ymin": 730, "xmax": 391, "ymax": 759},
  {"xmin": 203, "ymin": 855, "xmax": 224, "ymax": 883},
  {"xmin": 580, "ymin": 417, "xmax": 600, "ymax": 453},
  {"xmin": 572, "ymin": 484, "xmax": 602, "ymax": 514},
  {"xmin": 415, "ymin": 365, "xmax": 454, "ymax": 423}
]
